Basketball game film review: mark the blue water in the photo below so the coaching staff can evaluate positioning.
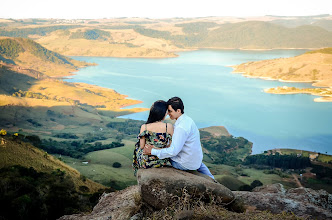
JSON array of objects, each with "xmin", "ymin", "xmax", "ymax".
[{"xmin": 67, "ymin": 50, "xmax": 332, "ymax": 154}]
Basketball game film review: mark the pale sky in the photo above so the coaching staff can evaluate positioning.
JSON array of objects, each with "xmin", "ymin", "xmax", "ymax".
[{"xmin": 1, "ymin": 0, "xmax": 331, "ymax": 19}]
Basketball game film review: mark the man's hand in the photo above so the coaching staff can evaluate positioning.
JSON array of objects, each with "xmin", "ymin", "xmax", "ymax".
[{"xmin": 143, "ymin": 144, "xmax": 153, "ymax": 155}]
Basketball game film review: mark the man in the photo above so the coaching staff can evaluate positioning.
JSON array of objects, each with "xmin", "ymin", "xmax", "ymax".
[{"xmin": 143, "ymin": 97, "xmax": 215, "ymax": 179}]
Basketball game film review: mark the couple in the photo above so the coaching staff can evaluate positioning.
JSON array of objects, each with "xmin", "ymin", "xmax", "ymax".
[{"xmin": 132, "ymin": 97, "xmax": 214, "ymax": 180}]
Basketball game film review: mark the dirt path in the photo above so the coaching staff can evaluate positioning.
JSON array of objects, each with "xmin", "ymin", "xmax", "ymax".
[{"xmin": 292, "ymin": 174, "xmax": 303, "ymax": 187}]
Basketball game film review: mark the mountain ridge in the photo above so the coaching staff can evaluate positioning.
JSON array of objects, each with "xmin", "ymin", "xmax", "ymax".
[{"xmin": 1, "ymin": 17, "xmax": 332, "ymax": 57}]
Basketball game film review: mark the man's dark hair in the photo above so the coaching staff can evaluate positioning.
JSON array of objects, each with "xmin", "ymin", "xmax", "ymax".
[
  {"xmin": 146, "ymin": 100, "xmax": 167, "ymax": 124},
  {"xmin": 167, "ymin": 97, "xmax": 184, "ymax": 114}
]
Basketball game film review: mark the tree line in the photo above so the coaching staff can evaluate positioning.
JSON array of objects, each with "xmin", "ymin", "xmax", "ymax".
[
  {"xmin": 22, "ymin": 134, "xmax": 124, "ymax": 159},
  {"xmin": 243, "ymin": 153, "xmax": 311, "ymax": 169},
  {"xmin": 0, "ymin": 25, "xmax": 80, "ymax": 38}
]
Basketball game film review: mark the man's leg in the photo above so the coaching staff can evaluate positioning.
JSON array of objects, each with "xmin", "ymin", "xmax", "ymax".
[
  {"xmin": 172, "ymin": 160, "xmax": 215, "ymax": 179},
  {"xmin": 197, "ymin": 162, "xmax": 215, "ymax": 179},
  {"xmin": 170, "ymin": 159, "xmax": 189, "ymax": 171}
]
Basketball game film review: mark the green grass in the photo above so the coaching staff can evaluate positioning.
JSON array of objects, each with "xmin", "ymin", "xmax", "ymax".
[
  {"xmin": 205, "ymin": 163, "xmax": 297, "ymax": 189},
  {"xmin": 61, "ymin": 139, "xmax": 137, "ymax": 189},
  {"xmin": 279, "ymin": 149, "xmax": 310, "ymax": 157},
  {"xmin": 317, "ymin": 154, "xmax": 332, "ymax": 163}
]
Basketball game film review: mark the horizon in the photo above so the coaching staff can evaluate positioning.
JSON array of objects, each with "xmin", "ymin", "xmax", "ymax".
[
  {"xmin": 1, "ymin": 0, "xmax": 331, "ymax": 19},
  {"xmin": 1, "ymin": 14, "xmax": 332, "ymax": 20}
]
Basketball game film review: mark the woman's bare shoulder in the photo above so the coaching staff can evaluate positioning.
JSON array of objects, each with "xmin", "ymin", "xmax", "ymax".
[{"xmin": 140, "ymin": 124, "xmax": 146, "ymax": 133}]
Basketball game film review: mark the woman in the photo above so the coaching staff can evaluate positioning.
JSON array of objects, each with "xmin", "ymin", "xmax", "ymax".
[{"xmin": 132, "ymin": 100, "xmax": 174, "ymax": 176}]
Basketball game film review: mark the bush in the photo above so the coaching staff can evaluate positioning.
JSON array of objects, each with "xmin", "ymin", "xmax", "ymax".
[
  {"xmin": 238, "ymin": 184, "xmax": 252, "ymax": 191},
  {"xmin": 112, "ymin": 162, "xmax": 122, "ymax": 168},
  {"xmin": 250, "ymin": 180, "xmax": 263, "ymax": 189}
]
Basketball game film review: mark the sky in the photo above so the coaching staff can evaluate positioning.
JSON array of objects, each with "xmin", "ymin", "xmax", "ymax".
[{"xmin": 1, "ymin": 0, "xmax": 331, "ymax": 19}]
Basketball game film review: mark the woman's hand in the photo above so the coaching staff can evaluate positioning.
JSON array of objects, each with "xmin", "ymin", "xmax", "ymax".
[{"xmin": 143, "ymin": 144, "xmax": 154, "ymax": 155}]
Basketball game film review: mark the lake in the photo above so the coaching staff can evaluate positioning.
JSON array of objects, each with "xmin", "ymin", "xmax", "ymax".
[{"xmin": 68, "ymin": 49, "xmax": 332, "ymax": 154}]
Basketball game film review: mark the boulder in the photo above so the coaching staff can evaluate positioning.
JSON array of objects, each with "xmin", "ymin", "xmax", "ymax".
[
  {"xmin": 137, "ymin": 167, "xmax": 235, "ymax": 210},
  {"xmin": 234, "ymin": 184, "xmax": 332, "ymax": 220},
  {"xmin": 58, "ymin": 185, "xmax": 139, "ymax": 220}
]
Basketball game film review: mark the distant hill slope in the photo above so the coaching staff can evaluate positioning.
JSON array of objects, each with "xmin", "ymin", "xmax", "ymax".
[
  {"xmin": 136, "ymin": 21, "xmax": 332, "ymax": 49},
  {"xmin": 0, "ymin": 37, "xmax": 90, "ymax": 77},
  {"xmin": 199, "ymin": 21, "xmax": 332, "ymax": 49},
  {"xmin": 269, "ymin": 15, "xmax": 332, "ymax": 31},
  {"xmin": 35, "ymin": 28, "xmax": 178, "ymax": 57},
  {"xmin": 0, "ymin": 136, "xmax": 105, "ymax": 193}
]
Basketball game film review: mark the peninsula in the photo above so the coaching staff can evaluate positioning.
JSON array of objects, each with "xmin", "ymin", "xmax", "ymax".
[{"xmin": 232, "ymin": 48, "xmax": 332, "ymax": 102}]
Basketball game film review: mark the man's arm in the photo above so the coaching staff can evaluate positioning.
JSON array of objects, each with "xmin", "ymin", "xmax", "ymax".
[{"xmin": 146, "ymin": 127, "xmax": 188, "ymax": 159}]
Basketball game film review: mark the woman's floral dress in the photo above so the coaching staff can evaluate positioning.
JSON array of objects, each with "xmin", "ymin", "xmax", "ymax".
[{"xmin": 132, "ymin": 124, "xmax": 172, "ymax": 176}]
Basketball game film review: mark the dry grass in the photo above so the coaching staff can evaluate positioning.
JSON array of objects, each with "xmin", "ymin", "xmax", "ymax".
[
  {"xmin": 130, "ymin": 187, "xmax": 302, "ymax": 220},
  {"xmin": 233, "ymin": 53, "xmax": 332, "ymax": 88},
  {"xmin": 36, "ymin": 29, "xmax": 177, "ymax": 58},
  {"xmin": 16, "ymin": 52, "xmax": 79, "ymax": 77},
  {"xmin": 200, "ymin": 126, "xmax": 231, "ymax": 137}
]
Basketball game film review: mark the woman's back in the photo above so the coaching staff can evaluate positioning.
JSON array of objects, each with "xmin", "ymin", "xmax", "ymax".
[
  {"xmin": 140, "ymin": 122, "xmax": 173, "ymax": 136},
  {"xmin": 140, "ymin": 122, "xmax": 173, "ymax": 148}
]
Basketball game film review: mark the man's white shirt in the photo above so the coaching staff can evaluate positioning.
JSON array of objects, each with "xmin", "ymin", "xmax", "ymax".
[{"xmin": 151, "ymin": 114, "xmax": 203, "ymax": 170}]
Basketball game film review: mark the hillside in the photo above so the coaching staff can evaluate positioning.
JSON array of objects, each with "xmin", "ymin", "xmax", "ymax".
[
  {"xmin": 35, "ymin": 28, "xmax": 178, "ymax": 57},
  {"xmin": 0, "ymin": 134, "xmax": 116, "ymax": 220},
  {"xmin": 0, "ymin": 135, "xmax": 105, "ymax": 193},
  {"xmin": 233, "ymin": 48, "xmax": 332, "ymax": 101},
  {"xmin": 0, "ymin": 37, "xmax": 91, "ymax": 77}
]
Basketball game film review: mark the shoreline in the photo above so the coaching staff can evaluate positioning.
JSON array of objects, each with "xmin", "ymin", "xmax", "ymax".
[{"xmin": 66, "ymin": 47, "xmax": 313, "ymax": 60}]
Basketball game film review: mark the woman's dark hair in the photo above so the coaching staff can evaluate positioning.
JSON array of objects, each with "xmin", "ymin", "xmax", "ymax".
[
  {"xmin": 146, "ymin": 100, "xmax": 167, "ymax": 124},
  {"xmin": 167, "ymin": 97, "xmax": 184, "ymax": 114}
]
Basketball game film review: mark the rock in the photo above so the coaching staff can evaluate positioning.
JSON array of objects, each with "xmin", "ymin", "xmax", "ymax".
[
  {"xmin": 137, "ymin": 167, "xmax": 235, "ymax": 210},
  {"xmin": 58, "ymin": 185, "xmax": 139, "ymax": 220},
  {"xmin": 234, "ymin": 184, "xmax": 332, "ymax": 220},
  {"xmin": 252, "ymin": 183, "xmax": 286, "ymax": 193}
]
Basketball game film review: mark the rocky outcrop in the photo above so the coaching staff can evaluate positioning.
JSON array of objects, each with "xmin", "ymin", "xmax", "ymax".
[
  {"xmin": 137, "ymin": 167, "xmax": 235, "ymax": 209},
  {"xmin": 235, "ymin": 183, "xmax": 332, "ymax": 220},
  {"xmin": 58, "ymin": 170, "xmax": 332, "ymax": 220},
  {"xmin": 58, "ymin": 185, "xmax": 139, "ymax": 220}
]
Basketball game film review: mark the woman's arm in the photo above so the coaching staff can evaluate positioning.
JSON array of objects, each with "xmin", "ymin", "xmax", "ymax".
[
  {"xmin": 139, "ymin": 124, "xmax": 146, "ymax": 149},
  {"xmin": 140, "ymin": 137, "xmax": 146, "ymax": 149}
]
